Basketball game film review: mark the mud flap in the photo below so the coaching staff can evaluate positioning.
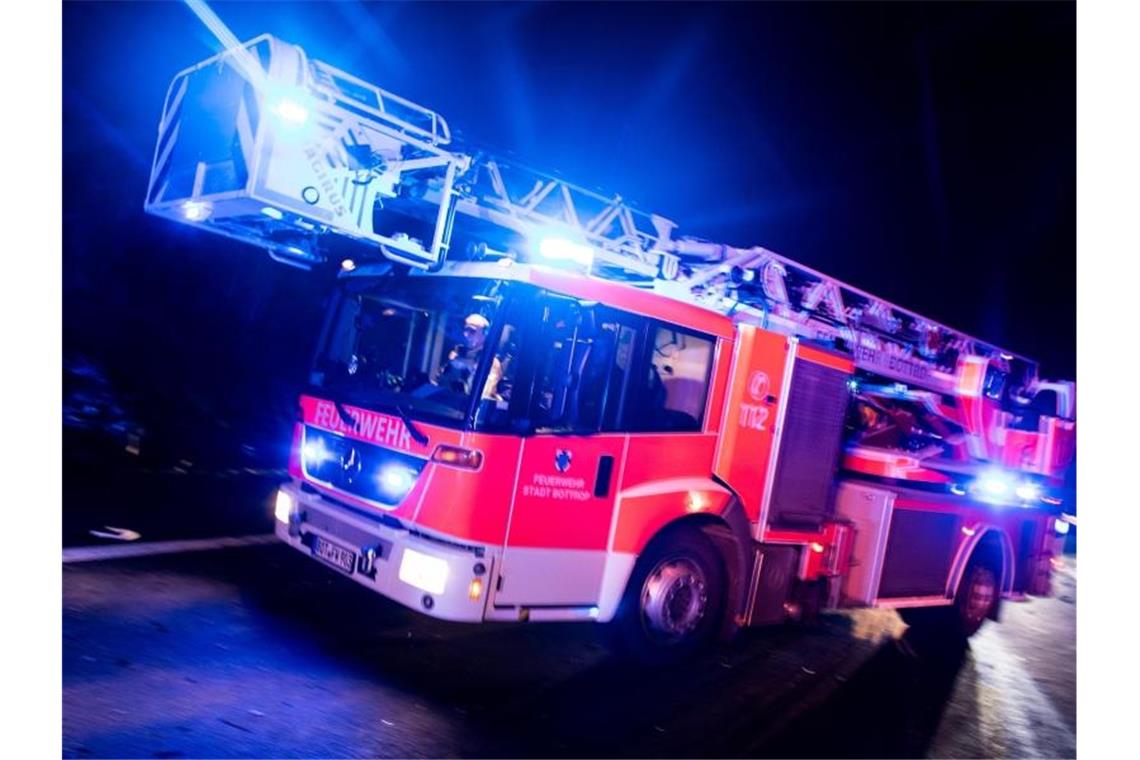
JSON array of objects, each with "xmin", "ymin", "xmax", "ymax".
[{"xmin": 744, "ymin": 545, "xmax": 800, "ymax": 626}]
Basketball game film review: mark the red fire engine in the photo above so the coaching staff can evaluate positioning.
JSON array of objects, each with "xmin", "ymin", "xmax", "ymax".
[{"xmin": 144, "ymin": 36, "xmax": 1075, "ymax": 659}]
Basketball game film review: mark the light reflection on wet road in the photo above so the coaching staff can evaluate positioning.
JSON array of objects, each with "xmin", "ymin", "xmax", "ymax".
[{"xmin": 929, "ymin": 560, "xmax": 1076, "ymax": 758}]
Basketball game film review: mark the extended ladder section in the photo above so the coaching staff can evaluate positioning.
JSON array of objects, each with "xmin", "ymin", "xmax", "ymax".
[
  {"xmin": 666, "ymin": 244, "xmax": 1038, "ymax": 395},
  {"xmin": 145, "ymin": 34, "xmax": 675, "ymax": 276},
  {"xmin": 145, "ymin": 35, "xmax": 1042, "ymax": 396}
]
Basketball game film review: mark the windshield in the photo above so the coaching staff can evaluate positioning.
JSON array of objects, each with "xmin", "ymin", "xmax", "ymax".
[{"xmin": 310, "ymin": 276, "xmax": 508, "ymax": 426}]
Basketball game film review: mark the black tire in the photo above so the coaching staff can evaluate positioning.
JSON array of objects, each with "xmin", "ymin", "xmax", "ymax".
[
  {"xmin": 900, "ymin": 561, "xmax": 999, "ymax": 641},
  {"xmin": 954, "ymin": 562, "xmax": 999, "ymax": 637},
  {"xmin": 609, "ymin": 526, "xmax": 726, "ymax": 665}
]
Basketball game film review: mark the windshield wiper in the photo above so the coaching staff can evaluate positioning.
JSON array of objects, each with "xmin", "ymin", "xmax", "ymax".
[
  {"xmin": 373, "ymin": 400, "xmax": 430, "ymax": 447},
  {"xmin": 332, "ymin": 399, "xmax": 357, "ymax": 429}
]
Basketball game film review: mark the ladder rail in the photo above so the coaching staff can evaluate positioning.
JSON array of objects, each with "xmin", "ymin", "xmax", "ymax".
[
  {"xmin": 739, "ymin": 247, "xmax": 1028, "ymax": 365},
  {"xmin": 681, "ymin": 245, "xmax": 1033, "ymax": 370},
  {"xmin": 308, "ymin": 59, "xmax": 452, "ymax": 146}
]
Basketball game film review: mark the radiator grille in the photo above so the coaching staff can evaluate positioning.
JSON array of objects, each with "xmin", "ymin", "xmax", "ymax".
[{"xmin": 302, "ymin": 425, "xmax": 426, "ymax": 507}]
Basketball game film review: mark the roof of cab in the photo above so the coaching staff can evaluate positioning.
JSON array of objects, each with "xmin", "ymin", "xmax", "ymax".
[{"xmin": 343, "ymin": 260, "xmax": 738, "ymax": 340}]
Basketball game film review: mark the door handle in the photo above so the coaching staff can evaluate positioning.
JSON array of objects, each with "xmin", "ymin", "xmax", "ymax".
[{"xmin": 595, "ymin": 455, "xmax": 615, "ymax": 497}]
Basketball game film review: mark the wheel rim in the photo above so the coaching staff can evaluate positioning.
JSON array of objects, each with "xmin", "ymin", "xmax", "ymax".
[
  {"xmin": 641, "ymin": 557, "xmax": 709, "ymax": 642},
  {"xmin": 963, "ymin": 567, "xmax": 997, "ymax": 626}
]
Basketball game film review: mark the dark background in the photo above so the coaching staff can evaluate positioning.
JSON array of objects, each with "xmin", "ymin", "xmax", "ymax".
[{"xmin": 63, "ymin": 0, "xmax": 1075, "ymax": 477}]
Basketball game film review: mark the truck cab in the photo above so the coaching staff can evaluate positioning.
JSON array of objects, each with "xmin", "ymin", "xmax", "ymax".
[{"xmin": 275, "ymin": 262, "xmax": 743, "ymax": 640}]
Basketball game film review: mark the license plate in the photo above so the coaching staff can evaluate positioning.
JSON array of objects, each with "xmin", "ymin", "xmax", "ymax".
[{"xmin": 312, "ymin": 535, "xmax": 356, "ymax": 575}]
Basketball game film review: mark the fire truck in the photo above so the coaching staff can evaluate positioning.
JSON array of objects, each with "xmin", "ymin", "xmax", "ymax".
[{"xmin": 144, "ymin": 35, "xmax": 1076, "ymax": 659}]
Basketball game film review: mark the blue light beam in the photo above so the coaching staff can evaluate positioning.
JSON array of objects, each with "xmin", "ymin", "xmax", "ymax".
[{"xmin": 183, "ymin": 0, "xmax": 268, "ymax": 90}]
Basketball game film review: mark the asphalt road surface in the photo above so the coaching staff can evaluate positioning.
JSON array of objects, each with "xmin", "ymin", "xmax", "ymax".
[{"xmin": 62, "ymin": 536, "xmax": 1077, "ymax": 758}]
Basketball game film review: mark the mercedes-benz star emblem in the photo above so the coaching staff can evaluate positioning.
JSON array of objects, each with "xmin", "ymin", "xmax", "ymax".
[{"xmin": 340, "ymin": 445, "xmax": 363, "ymax": 484}]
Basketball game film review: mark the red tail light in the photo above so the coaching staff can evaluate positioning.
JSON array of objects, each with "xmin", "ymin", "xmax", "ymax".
[{"xmin": 431, "ymin": 445, "xmax": 483, "ymax": 470}]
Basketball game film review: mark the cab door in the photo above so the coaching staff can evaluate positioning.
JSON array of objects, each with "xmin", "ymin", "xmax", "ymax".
[
  {"xmin": 498, "ymin": 434, "xmax": 626, "ymax": 606},
  {"xmin": 495, "ymin": 296, "xmax": 639, "ymax": 607}
]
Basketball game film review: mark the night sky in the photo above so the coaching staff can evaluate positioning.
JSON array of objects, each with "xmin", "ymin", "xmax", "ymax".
[{"xmin": 63, "ymin": 1, "xmax": 1075, "ymax": 460}]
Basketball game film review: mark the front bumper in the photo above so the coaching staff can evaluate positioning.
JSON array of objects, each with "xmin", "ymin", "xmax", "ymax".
[{"xmin": 275, "ymin": 483, "xmax": 495, "ymax": 622}]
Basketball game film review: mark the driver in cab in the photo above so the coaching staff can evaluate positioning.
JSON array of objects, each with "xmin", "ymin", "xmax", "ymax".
[{"xmin": 435, "ymin": 313, "xmax": 505, "ymax": 399}]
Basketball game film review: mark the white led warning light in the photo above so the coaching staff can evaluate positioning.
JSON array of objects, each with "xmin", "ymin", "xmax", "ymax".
[
  {"xmin": 181, "ymin": 201, "xmax": 212, "ymax": 222},
  {"xmin": 538, "ymin": 236, "xmax": 594, "ymax": 267}
]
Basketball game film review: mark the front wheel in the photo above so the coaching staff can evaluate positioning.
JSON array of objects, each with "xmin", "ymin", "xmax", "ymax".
[{"xmin": 610, "ymin": 527, "xmax": 726, "ymax": 664}]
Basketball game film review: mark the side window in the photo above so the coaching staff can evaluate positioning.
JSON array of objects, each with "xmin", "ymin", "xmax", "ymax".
[
  {"xmin": 473, "ymin": 320, "xmax": 521, "ymax": 429},
  {"xmin": 983, "ymin": 365, "xmax": 1007, "ymax": 400},
  {"xmin": 580, "ymin": 313, "xmax": 642, "ymax": 433},
  {"xmin": 495, "ymin": 297, "xmax": 712, "ymax": 434},
  {"xmin": 503, "ymin": 296, "xmax": 644, "ymax": 433},
  {"xmin": 625, "ymin": 323, "xmax": 715, "ymax": 432},
  {"xmin": 528, "ymin": 301, "xmax": 645, "ymax": 432},
  {"xmin": 528, "ymin": 297, "xmax": 589, "ymax": 429}
]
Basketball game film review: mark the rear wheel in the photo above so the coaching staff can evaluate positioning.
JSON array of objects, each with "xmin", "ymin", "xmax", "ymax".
[
  {"xmin": 956, "ymin": 562, "xmax": 999, "ymax": 636},
  {"xmin": 611, "ymin": 527, "xmax": 726, "ymax": 664},
  {"xmin": 900, "ymin": 561, "xmax": 999, "ymax": 640}
]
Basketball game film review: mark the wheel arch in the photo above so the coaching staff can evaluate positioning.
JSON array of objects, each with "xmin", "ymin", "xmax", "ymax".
[
  {"xmin": 946, "ymin": 525, "xmax": 1015, "ymax": 619},
  {"xmin": 603, "ymin": 480, "xmax": 751, "ymax": 639}
]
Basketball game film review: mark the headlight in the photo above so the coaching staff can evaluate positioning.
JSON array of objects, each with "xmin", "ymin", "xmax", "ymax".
[
  {"xmin": 398, "ymin": 548, "xmax": 448, "ymax": 595},
  {"xmin": 274, "ymin": 489, "xmax": 296, "ymax": 524}
]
